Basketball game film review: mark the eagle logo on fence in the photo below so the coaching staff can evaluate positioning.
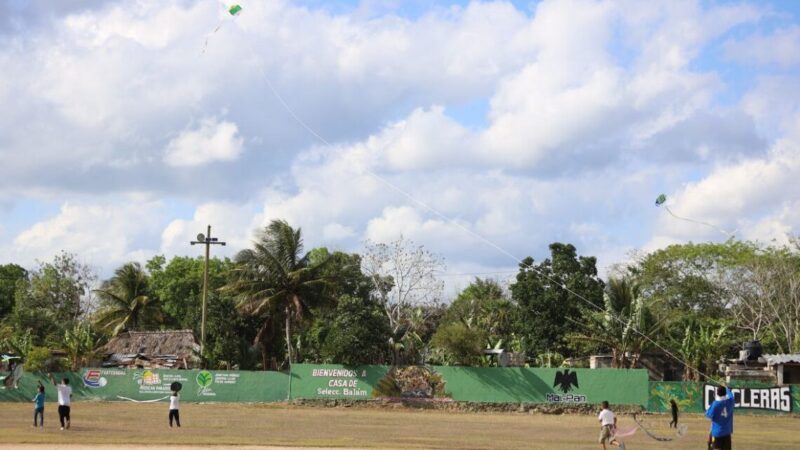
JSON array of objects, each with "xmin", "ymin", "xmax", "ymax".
[{"xmin": 553, "ymin": 369, "xmax": 579, "ymax": 393}]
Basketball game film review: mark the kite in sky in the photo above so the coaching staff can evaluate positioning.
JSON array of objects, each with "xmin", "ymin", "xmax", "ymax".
[
  {"xmin": 202, "ymin": 4, "xmax": 243, "ymax": 54},
  {"xmin": 655, "ymin": 194, "xmax": 735, "ymax": 238}
]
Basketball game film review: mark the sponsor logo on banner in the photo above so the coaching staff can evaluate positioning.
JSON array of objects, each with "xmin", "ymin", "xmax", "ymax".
[
  {"xmin": 703, "ymin": 385, "xmax": 792, "ymax": 412},
  {"xmin": 196, "ymin": 370, "xmax": 216, "ymax": 396},
  {"xmin": 82, "ymin": 369, "xmax": 107, "ymax": 388},
  {"xmin": 548, "ymin": 369, "xmax": 586, "ymax": 403},
  {"xmin": 140, "ymin": 370, "xmax": 160, "ymax": 385}
]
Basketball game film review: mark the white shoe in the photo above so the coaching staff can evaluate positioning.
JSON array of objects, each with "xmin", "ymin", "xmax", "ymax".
[{"xmin": 60, "ymin": 427, "xmax": 64, "ymax": 431}]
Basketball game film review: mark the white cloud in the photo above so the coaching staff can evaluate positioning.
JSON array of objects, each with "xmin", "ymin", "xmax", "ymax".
[
  {"xmin": 741, "ymin": 76, "xmax": 800, "ymax": 136},
  {"xmin": 724, "ymin": 26, "xmax": 800, "ymax": 67},
  {"xmin": 160, "ymin": 201, "xmax": 253, "ymax": 258},
  {"xmin": 649, "ymin": 136, "xmax": 800, "ymax": 245},
  {"xmin": 4, "ymin": 0, "xmax": 800, "ymax": 291},
  {"xmin": 384, "ymin": 106, "xmax": 477, "ymax": 171},
  {"xmin": 322, "ymin": 223, "xmax": 355, "ymax": 241},
  {"xmin": 164, "ymin": 118, "xmax": 244, "ymax": 167},
  {"xmin": 10, "ymin": 199, "xmax": 165, "ymax": 272}
]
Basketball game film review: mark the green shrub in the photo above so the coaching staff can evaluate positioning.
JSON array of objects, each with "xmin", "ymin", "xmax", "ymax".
[
  {"xmin": 23, "ymin": 346, "xmax": 67, "ymax": 372},
  {"xmin": 429, "ymin": 322, "xmax": 486, "ymax": 366}
]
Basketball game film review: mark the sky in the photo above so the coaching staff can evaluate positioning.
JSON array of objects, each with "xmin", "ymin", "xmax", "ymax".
[{"xmin": 2, "ymin": 0, "xmax": 800, "ymax": 296}]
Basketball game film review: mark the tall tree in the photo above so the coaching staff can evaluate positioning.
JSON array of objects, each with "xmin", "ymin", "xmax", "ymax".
[
  {"xmin": 362, "ymin": 236, "xmax": 445, "ymax": 364},
  {"xmin": 510, "ymin": 243, "xmax": 604, "ymax": 357},
  {"xmin": 296, "ymin": 248, "xmax": 378, "ymax": 363},
  {"xmin": 63, "ymin": 322, "xmax": 99, "ymax": 370},
  {"xmin": 320, "ymin": 295, "xmax": 392, "ymax": 365},
  {"xmin": 94, "ymin": 262, "xmax": 163, "ymax": 335},
  {"xmin": 676, "ymin": 319, "xmax": 731, "ymax": 381},
  {"xmin": 147, "ymin": 255, "xmax": 253, "ymax": 368},
  {"xmin": 444, "ymin": 278, "xmax": 516, "ymax": 348},
  {"xmin": 729, "ymin": 249, "xmax": 800, "ymax": 353},
  {"xmin": 226, "ymin": 220, "xmax": 332, "ymax": 365},
  {"xmin": 0, "ymin": 264, "xmax": 26, "ymax": 319},
  {"xmin": 632, "ymin": 241, "xmax": 757, "ymax": 317},
  {"xmin": 147, "ymin": 255, "xmax": 233, "ymax": 330},
  {"xmin": 8, "ymin": 252, "xmax": 95, "ymax": 346},
  {"xmin": 569, "ymin": 277, "xmax": 664, "ymax": 368}
]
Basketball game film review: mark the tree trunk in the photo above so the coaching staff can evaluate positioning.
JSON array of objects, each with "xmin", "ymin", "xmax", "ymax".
[{"xmin": 285, "ymin": 305, "xmax": 293, "ymax": 364}]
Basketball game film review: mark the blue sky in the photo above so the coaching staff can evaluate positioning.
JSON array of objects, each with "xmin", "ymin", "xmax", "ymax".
[{"xmin": 2, "ymin": 0, "xmax": 800, "ymax": 294}]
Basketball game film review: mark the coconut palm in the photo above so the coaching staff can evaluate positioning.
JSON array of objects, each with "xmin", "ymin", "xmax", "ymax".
[
  {"xmin": 93, "ymin": 262, "xmax": 163, "ymax": 335},
  {"xmin": 225, "ymin": 220, "xmax": 331, "ymax": 364},
  {"xmin": 569, "ymin": 276, "xmax": 664, "ymax": 368}
]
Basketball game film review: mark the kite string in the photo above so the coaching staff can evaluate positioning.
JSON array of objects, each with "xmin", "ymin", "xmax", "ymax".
[
  {"xmin": 664, "ymin": 205, "xmax": 735, "ymax": 238},
  {"xmin": 237, "ymin": 36, "xmax": 719, "ymax": 382}
]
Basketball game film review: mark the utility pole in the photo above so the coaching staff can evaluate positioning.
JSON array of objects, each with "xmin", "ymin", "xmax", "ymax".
[{"xmin": 190, "ymin": 225, "xmax": 226, "ymax": 363}]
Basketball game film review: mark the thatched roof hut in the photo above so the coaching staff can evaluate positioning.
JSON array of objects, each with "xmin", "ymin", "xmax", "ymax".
[{"xmin": 99, "ymin": 330, "xmax": 200, "ymax": 369}]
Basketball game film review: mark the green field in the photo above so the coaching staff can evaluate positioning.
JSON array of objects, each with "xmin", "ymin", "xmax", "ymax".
[{"xmin": 0, "ymin": 402, "xmax": 796, "ymax": 449}]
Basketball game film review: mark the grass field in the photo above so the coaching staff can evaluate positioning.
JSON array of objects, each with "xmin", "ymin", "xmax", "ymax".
[{"xmin": 0, "ymin": 402, "xmax": 796, "ymax": 449}]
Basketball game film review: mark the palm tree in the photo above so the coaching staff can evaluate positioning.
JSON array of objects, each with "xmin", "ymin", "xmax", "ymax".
[
  {"xmin": 63, "ymin": 323, "xmax": 99, "ymax": 370},
  {"xmin": 93, "ymin": 262, "xmax": 163, "ymax": 335},
  {"xmin": 569, "ymin": 276, "xmax": 664, "ymax": 368},
  {"xmin": 225, "ymin": 220, "xmax": 331, "ymax": 365}
]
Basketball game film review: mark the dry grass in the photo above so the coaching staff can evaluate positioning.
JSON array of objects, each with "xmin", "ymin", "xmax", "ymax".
[{"xmin": 0, "ymin": 401, "xmax": 796, "ymax": 449}]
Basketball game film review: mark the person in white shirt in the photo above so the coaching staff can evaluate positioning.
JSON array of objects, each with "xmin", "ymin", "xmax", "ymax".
[
  {"xmin": 48, "ymin": 374, "xmax": 72, "ymax": 431},
  {"xmin": 598, "ymin": 401, "xmax": 625, "ymax": 450},
  {"xmin": 168, "ymin": 390, "xmax": 181, "ymax": 428}
]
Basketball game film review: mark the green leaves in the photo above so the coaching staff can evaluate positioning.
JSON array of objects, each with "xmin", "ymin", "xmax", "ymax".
[
  {"xmin": 511, "ymin": 243, "xmax": 604, "ymax": 357},
  {"xmin": 93, "ymin": 262, "xmax": 163, "ymax": 335},
  {"xmin": 226, "ymin": 220, "xmax": 336, "ymax": 364}
]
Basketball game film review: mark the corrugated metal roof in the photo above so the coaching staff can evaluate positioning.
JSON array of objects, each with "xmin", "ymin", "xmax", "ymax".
[{"xmin": 763, "ymin": 354, "xmax": 800, "ymax": 365}]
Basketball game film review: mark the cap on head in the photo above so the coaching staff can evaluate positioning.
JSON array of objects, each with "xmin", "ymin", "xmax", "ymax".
[
  {"xmin": 62, "ymin": 378, "xmax": 70, "ymax": 385},
  {"xmin": 716, "ymin": 386, "xmax": 726, "ymax": 397},
  {"xmin": 602, "ymin": 400, "xmax": 609, "ymax": 408}
]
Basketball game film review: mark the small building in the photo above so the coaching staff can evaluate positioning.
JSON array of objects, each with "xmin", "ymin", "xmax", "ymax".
[
  {"xmin": 721, "ymin": 354, "xmax": 800, "ymax": 385},
  {"xmin": 764, "ymin": 354, "xmax": 800, "ymax": 385},
  {"xmin": 98, "ymin": 330, "xmax": 200, "ymax": 369}
]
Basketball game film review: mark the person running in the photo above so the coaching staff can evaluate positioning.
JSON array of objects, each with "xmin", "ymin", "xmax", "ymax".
[
  {"xmin": 598, "ymin": 401, "xmax": 625, "ymax": 450},
  {"xmin": 168, "ymin": 389, "xmax": 181, "ymax": 428},
  {"xmin": 706, "ymin": 385, "xmax": 734, "ymax": 450},
  {"xmin": 669, "ymin": 398, "xmax": 679, "ymax": 428},
  {"xmin": 49, "ymin": 374, "xmax": 72, "ymax": 430},
  {"xmin": 32, "ymin": 382, "xmax": 45, "ymax": 428}
]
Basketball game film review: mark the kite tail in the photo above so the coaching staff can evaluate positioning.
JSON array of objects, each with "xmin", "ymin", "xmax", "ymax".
[
  {"xmin": 613, "ymin": 426, "xmax": 638, "ymax": 438},
  {"xmin": 664, "ymin": 206, "xmax": 735, "ymax": 238},
  {"xmin": 632, "ymin": 414, "xmax": 674, "ymax": 442},
  {"xmin": 201, "ymin": 20, "xmax": 227, "ymax": 54}
]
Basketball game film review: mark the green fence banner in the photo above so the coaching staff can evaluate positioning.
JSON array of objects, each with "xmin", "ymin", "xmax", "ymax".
[
  {"xmin": 288, "ymin": 364, "xmax": 649, "ymax": 407},
  {"xmin": 0, "ymin": 369, "xmax": 290, "ymax": 403},
  {"xmin": 434, "ymin": 367, "xmax": 649, "ymax": 406},
  {"xmin": 289, "ymin": 364, "xmax": 390, "ymax": 400},
  {"xmin": 649, "ymin": 381, "xmax": 800, "ymax": 415}
]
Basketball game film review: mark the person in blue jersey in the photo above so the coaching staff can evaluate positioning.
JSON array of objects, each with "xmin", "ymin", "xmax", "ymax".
[
  {"xmin": 32, "ymin": 382, "xmax": 45, "ymax": 427},
  {"xmin": 705, "ymin": 385, "xmax": 734, "ymax": 450}
]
